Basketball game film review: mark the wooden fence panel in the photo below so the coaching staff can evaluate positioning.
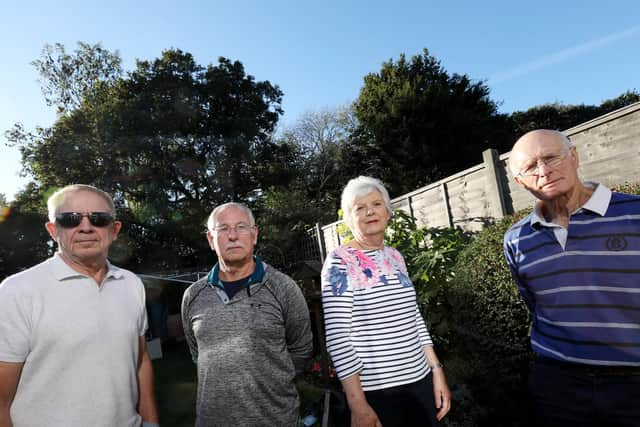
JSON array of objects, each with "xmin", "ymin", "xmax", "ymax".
[
  {"xmin": 398, "ymin": 186, "xmax": 450, "ymax": 229},
  {"xmin": 446, "ymin": 168, "xmax": 493, "ymax": 232}
]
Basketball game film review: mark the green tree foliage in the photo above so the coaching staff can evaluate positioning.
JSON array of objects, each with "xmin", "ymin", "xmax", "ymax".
[
  {"xmin": 257, "ymin": 106, "xmax": 358, "ymax": 267},
  {"xmin": 383, "ymin": 211, "xmax": 468, "ymax": 343},
  {"xmin": 598, "ymin": 90, "xmax": 640, "ymax": 112},
  {"xmin": 440, "ymin": 181, "xmax": 640, "ymax": 426},
  {"xmin": 380, "ymin": 211, "xmax": 489, "ymax": 426},
  {"xmin": 32, "ymin": 42, "xmax": 123, "ymax": 114},
  {"xmin": 0, "ymin": 207, "xmax": 52, "ymax": 279},
  {"xmin": 444, "ymin": 213, "xmax": 532, "ymax": 426},
  {"xmin": 6, "ymin": 44, "xmax": 284, "ymax": 273},
  {"xmin": 0, "ymin": 184, "xmax": 54, "ymax": 279},
  {"xmin": 277, "ymin": 107, "xmax": 352, "ymax": 205},
  {"xmin": 510, "ymin": 90, "xmax": 640, "ymax": 136},
  {"xmin": 352, "ymin": 49, "xmax": 513, "ymax": 196}
]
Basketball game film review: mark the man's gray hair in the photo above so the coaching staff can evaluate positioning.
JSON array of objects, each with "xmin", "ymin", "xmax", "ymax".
[
  {"xmin": 207, "ymin": 202, "xmax": 256, "ymax": 231},
  {"xmin": 341, "ymin": 176, "xmax": 392, "ymax": 231},
  {"xmin": 47, "ymin": 184, "xmax": 116, "ymax": 222}
]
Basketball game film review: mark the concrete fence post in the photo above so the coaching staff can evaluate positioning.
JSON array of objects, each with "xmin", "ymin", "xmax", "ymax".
[
  {"xmin": 482, "ymin": 148, "xmax": 508, "ymax": 219},
  {"xmin": 439, "ymin": 182, "xmax": 453, "ymax": 228}
]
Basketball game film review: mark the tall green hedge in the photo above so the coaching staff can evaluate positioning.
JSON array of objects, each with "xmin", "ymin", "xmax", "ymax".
[
  {"xmin": 444, "ymin": 213, "xmax": 532, "ymax": 426},
  {"xmin": 438, "ymin": 182, "xmax": 640, "ymax": 426}
]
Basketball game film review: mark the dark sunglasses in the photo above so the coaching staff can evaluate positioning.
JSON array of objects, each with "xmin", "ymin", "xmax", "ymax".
[{"xmin": 55, "ymin": 212, "xmax": 115, "ymax": 228}]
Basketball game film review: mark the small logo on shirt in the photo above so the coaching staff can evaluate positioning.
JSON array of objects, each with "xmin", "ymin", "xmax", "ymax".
[{"xmin": 606, "ymin": 236, "xmax": 628, "ymax": 251}]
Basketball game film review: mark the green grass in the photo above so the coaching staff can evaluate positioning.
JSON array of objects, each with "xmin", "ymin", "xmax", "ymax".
[
  {"xmin": 152, "ymin": 341, "xmax": 198, "ymax": 427},
  {"xmin": 152, "ymin": 340, "xmax": 335, "ymax": 426}
]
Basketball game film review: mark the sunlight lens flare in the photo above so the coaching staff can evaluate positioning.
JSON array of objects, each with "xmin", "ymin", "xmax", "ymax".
[{"xmin": 0, "ymin": 206, "xmax": 11, "ymax": 223}]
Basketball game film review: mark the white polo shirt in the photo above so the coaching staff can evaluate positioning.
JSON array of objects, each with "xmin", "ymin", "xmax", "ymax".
[{"xmin": 0, "ymin": 254, "xmax": 148, "ymax": 427}]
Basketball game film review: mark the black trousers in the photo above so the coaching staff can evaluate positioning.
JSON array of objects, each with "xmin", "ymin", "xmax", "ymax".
[
  {"xmin": 529, "ymin": 357, "xmax": 640, "ymax": 427},
  {"xmin": 364, "ymin": 373, "xmax": 441, "ymax": 427}
]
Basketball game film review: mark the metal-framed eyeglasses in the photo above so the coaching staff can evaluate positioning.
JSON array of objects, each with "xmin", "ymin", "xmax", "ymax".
[
  {"xmin": 516, "ymin": 149, "xmax": 572, "ymax": 178},
  {"xmin": 211, "ymin": 222, "xmax": 255, "ymax": 235}
]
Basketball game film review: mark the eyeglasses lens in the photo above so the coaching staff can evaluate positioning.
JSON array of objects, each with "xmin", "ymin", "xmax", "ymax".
[
  {"xmin": 214, "ymin": 223, "xmax": 252, "ymax": 235},
  {"xmin": 520, "ymin": 151, "xmax": 569, "ymax": 177}
]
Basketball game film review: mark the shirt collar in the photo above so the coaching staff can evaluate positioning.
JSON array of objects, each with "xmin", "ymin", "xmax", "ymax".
[
  {"xmin": 579, "ymin": 182, "xmax": 610, "ymax": 216},
  {"xmin": 207, "ymin": 255, "xmax": 265, "ymax": 289},
  {"xmin": 530, "ymin": 182, "xmax": 611, "ymax": 227},
  {"xmin": 51, "ymin": 253, "xmax": 123, "ymax": 282}
]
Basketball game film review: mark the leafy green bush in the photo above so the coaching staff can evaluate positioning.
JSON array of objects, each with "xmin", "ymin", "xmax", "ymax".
[
  {"xmin": 384, "ymin": 210, "xmax": 468, "ymax": 345},
  {"xmin": 612, "ymin": 181, "xmax": 640, "ymax": 195},
  {"xmin": 384, "ymin": 211, "xmax": 487, "ymax": 427},
  {"xmin": 444, "ymin": 212, "xmax": 532, "ymax": 426},
  {"xmin": 438, "ymin": 182, "xmax": 640, "ymax": 426}
]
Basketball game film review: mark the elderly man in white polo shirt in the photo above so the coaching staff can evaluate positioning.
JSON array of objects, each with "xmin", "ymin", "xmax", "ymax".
[{"xmin": 0, "ymin": 184, "xmax": 159, "ymax": 427}]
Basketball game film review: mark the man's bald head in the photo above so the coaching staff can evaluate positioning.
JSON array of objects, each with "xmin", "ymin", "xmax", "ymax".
[{"xmin": 509, "ymin": 129, "xmax": 573, "ymax": 176}]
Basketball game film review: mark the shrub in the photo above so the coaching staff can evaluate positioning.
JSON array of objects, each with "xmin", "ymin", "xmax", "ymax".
[
  {"xmin": 384, "ymin": 211, "xmax": 484, "ymax": 427},
  {"xmin": 612, "ymin": 181, "xmax": 640, "ymax": 195},
  {"xmin": 439, "ymin": 182, "xmax": 640, "ymax": 426},
  {"xmin": 444, "ymin": 212, "xmax": 532, "ymax": 427},
  {"xmin": 384, "ymin": 210, "xmax": 469, "ymax": 345}
]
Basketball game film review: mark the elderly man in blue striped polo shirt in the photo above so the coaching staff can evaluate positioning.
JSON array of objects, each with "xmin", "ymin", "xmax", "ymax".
[{"xmin": 504, "ymin": 129, "xmax": 640, "ymax": 426}]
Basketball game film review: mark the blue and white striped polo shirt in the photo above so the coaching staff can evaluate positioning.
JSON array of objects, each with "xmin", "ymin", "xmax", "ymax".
[{"xmin": 504, "ymin": 184, "xmax": 640, "ymax": 366}]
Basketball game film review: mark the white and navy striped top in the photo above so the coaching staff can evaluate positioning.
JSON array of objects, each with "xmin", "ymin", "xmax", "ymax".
[
  {"xmin": 321, "ymin": 245, "xmax": 433, "ymax": 391},
  {"xmin": 504, "ymin": 184, "xmax": 640, "ymax": 366}
]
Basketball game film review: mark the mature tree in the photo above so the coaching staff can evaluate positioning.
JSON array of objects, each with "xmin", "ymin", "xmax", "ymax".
[
  {"xmin": 6, "ymin": 44, "xmax": 284, "ymax": 272},
  {"xmin": 0, "ymin": 184, "xmax": 53, "ymax": 278},
  {"xmin": 279, "ymin": 106, "xmax": 355, "ymax": 201},
  {"xmin": 510, "ymin": 90, "xmax": 640, "ymax": 136},
  {"xmin": 32, "ymin": 42, "xmax": 122, "ymax": 114},
  {"xmin": 598, "ymin": 90, "xmax": 640, "ymax": 112},
  {"xmin": 255, "ymin": 106, "xmax": 357, "ymax": 267},
  {"xmin": 352, "ymin": 49, "xmax": 513, "ymax": 196}
]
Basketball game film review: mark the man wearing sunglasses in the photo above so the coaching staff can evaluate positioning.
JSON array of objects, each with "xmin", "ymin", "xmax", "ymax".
[
  {"xmin": 181, "ymin": 202, "xmax": 313, "ymax": 427},
  {"xmin": 0, "ymin": 184, "xmax": 159, "ymax": 427},
  {"xmin": 504, "ymin": 129, "xmax": 640, "ymax": 426}
]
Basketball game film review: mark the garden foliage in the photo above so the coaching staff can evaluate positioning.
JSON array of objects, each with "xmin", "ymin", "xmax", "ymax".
[
  {"xmin": 444, "ymin": 212, "xmax": 532, "ymax": 426},
  {"xmin": 384, "ymin": 210, "xmax": 468, "ymax": 345},
  {"xmin": 383, "ymin": 210, "xmax": 529, "ymax": 426},
  {"xmin": 401, "ymin": 182, "xmax": 640, "ymax": 426}
]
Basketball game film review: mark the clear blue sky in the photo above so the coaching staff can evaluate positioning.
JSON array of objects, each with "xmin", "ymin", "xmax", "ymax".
[{"xmin": 1, "ymin": 0, "xmax": 639, "ymax": 201}]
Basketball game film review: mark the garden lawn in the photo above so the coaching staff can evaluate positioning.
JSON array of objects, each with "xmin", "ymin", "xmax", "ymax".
[
  {"xmin": 152, "ymin": 340, "xmax": 329, "ymax": 426},
  {"xmin": 152, "ymin": 341, "xmax": 198, "ymax": 427}
]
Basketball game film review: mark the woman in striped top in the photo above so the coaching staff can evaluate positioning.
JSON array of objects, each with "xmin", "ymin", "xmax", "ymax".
[{"xmin": 322, "ymin": 176, "xmax": 451, "ymax": 427}]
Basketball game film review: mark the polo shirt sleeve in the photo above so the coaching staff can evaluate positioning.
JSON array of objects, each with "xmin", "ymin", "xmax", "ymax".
[
  {"xmin": 0, "ymin": 279, "xmax": 31, "ymax": 362},
  {"xmin": 135, "ymin": 277, "xmax": 149, "ymax": 337}
]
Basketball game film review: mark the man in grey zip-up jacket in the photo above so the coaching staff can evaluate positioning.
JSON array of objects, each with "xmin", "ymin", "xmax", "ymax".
[{"xmin": 181, "ymin": 202, "xmax": 313, "ymax": 427}]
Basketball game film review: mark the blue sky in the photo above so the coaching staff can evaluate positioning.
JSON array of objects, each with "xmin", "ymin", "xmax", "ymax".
[{"xmin": 1, "ymin": 0, "xmax": 639, "ymax": 201}]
